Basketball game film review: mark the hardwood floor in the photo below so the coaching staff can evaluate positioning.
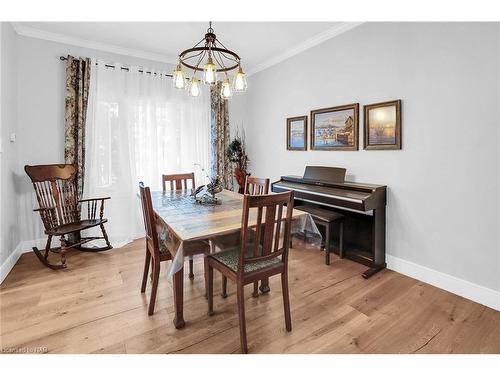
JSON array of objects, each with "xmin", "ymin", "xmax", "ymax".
[{"xmin": 1, "ymin": 238, "xmax": 499, "ymax": 354}]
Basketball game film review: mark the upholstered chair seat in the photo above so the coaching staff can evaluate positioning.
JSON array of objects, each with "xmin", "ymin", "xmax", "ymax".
[{"xmin": 211, "ymin": 244, "xmax": 281, "ymax": 274}]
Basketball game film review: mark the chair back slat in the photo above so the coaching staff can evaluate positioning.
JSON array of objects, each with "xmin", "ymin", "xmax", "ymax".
[
  {"xmin": 245, "ymin": 175, "xmax": 270, "ymax": 257},
  {"xmin": 162, "ymin": 173, "xmax": 195, "ymax": 192},
  {"xmin": 244, "ymin": 176, "xmax": 269, "ymax": 195},
  {"xmin": 274, "ymin": 204, "xmax": 283, "ymax": 252},
  {"xmin": 238, "ymin": 191, "xmax": 294, "ymax": 277},
  {"xmin": 252, "ymin": 206, "xmax": 263, "ymax": 257},
  {"xmin": 261, "ymin": 203, "xmax": 276, "ymax": 252},
  {"xmin": 139, "ymin": 182, "xmax": 160, "ymax": 259},
  {"xmin": 25, "ymin": 164, "xmax": 80, "ymax": 231}
]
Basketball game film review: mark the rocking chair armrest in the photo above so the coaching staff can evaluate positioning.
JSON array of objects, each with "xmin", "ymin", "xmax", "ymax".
[
  {"xmin": 79, "ymin": 197, "xmax": 110, "ymax": 220},
  {"xmin": 79, "ymin": 197, "xmax": 111, "ymax": 203}
]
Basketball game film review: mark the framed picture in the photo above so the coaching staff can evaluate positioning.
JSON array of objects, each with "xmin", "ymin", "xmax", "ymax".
[
  {"xmin": 286, "ymin": 116, "xmax": 308, "ymax": 151},
  {"xmin": 364, "ymin": 100, "xmax": 402, "ymax": 150},
  {"xmin": 310, "ymin": 103, "xmax": 359, "ymax": 151}
]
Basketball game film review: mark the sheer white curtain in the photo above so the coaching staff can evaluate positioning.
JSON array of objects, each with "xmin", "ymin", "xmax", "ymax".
[{"xmin": 84, "ymin": 60, "xmax": 210, "ymax": 246}]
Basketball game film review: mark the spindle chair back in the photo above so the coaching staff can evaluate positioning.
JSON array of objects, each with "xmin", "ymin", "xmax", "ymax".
[{"xmin": 162, "ymin": 173, "xmax": 195, "ymax": 191}]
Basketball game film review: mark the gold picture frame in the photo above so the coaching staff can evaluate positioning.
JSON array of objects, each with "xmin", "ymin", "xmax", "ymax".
[
  {"xmin": 364, "ymin": 100, "xmax": 402, "ymax": 150},
  {"xmin": 310, "ymin": 103, "xmax": 359, "ymax": 151}
]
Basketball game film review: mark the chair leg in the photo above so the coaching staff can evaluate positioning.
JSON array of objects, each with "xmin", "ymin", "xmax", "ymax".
[
  {"xmin": 148, "ymin": 260, "xmax": 160, "ymax": 316},
  {"xmin": 141, "ymin": 249, "xmax": 151, "ymax": 293},
  {"xmin": 59, "ymin": 235, "xmax": 67, "ymax": 268},
  {"xmin": 100, "ymin": 223, "xmax": 113, "ymax": 249},
  {"xmin": 32, "ymin": 235, "xmax": 67, "ymax": 270},
  {"xmin": 252, "ymin": 282, "xmax": 259, "ymax": 298},
  {"xmin": 236, "ymin": 283, "xmax": 248, "ymax": 354},
  {"xmin": 221, "ymin": 275, "xmax": 228, "ymax": 298},
  {"xmin": 44, "ymin": 235, "xmax": 52, "ymax": 259},
  {"xmin": 188, "ymin": 258, "xmax": 194, "ymax": 279},
  {"xmin": 281, "ymin": 271, "xmax": 292, "ymax": 332},
  {"xmin": 207, "ymin": 265, "xmax": 214, "ymax": 316}
]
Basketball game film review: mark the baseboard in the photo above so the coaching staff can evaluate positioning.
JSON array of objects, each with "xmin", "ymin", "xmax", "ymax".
[
  {"xmin": 0, "ymin": 238, "xmax": 45, "ymax": 284},
  {"xmin": 0, "ymin": 242, "xmax": 25, "ymax": 284},
  {"xmin": 387, "ymin": 255, "xmax": 500, "ymax": 311}
]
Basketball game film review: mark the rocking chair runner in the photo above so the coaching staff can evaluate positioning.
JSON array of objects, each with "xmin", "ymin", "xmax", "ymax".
[{"xmin": 25, "ymin": 164, "xmax": 112, "ymax": 269}]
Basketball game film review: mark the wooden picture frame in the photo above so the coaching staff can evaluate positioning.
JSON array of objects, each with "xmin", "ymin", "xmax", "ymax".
[
  {"xmin": 310, "ymin": 103, "xmax": 359, "ymax": 151},
  {"xmin": 286, "ymin": 116, "xmax": 308, "ymax": 151},
  {"xmin": 364, "ymin": 100, "xmax": 402, "ymax": 150}
]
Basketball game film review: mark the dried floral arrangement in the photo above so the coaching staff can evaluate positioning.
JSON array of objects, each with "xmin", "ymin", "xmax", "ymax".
[{"xmin": 227, "ymin": 130, "xmax": 249, "ymax": 193}]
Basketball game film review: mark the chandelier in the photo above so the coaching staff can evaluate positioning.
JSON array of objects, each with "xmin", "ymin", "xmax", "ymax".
[{"xmin": 172, "ymin": 22, "xmax": 247, "ymax": 99}]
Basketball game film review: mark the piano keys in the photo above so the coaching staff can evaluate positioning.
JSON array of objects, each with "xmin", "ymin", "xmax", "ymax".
[{"xmin": 272, "ymin": 166, "xmax": 387, "ymax": 278}]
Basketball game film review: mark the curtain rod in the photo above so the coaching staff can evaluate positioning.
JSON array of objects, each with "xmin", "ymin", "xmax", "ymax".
[{"xmin": 59, "ymin": 56, "xmax": 174, "ymax": 78}]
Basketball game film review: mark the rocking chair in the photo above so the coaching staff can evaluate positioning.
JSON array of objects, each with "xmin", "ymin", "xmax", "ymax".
[{"xmin": 25, "ymin": 164, "xmax": 112, "ymax": 269}]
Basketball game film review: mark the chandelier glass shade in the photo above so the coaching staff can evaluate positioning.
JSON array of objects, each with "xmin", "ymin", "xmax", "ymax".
[{"xmin": 173, "ymin": 22, "xmax": 247, "ymax": 99}]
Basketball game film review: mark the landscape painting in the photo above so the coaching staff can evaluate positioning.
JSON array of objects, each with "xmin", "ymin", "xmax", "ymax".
[
  {"xmin": 286, "ymin": 116, "xmax": 307, "ymax": 150},
  {"xmin": 310, "ymin": 103, "xmax": 359, "ymax": 151},
  {"xmin": 364, "ymin": 100, "xmax": 401, "ymax": 150}
]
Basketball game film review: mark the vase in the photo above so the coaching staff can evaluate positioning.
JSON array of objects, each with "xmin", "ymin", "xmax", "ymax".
[{"xmin": 234, "ymin": 167, "xmax": 247, "ymax": 194}]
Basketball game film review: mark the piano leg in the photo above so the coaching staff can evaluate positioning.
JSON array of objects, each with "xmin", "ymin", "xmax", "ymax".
[
  {"xmin": 362, "ymin": 206, "xmax": 386, "ymax": 279},
  {"xmin": 362, "ymin": 266, "xmax": 385, "ymax": 279}
]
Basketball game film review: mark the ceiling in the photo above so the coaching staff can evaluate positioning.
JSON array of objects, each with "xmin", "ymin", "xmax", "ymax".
[{"xmin": 14, "ymin": 22, "xmax": 361, "ymax": 75}]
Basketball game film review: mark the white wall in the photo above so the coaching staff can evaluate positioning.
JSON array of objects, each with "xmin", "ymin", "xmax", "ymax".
[
  {"xmin": 232, "ymin": 23, "xmax": 500, "ymax": 299},
  {"xmin": 0, "ymin": 23, "xmax": 20, "ymax": 269},
  {"xmin": 1, "ymin": 30, "xmax": 175, "ymax": 281}
]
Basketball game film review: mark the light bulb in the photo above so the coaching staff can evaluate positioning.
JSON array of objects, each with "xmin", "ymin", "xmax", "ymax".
[
  {"xmin": 188, "ymin": 77, "xmax": 201, "ymax": 97},
  {"xmin": 233, "ymin": 65, "xmax": 247, "ymax": 92},
  {"xmin": 203, "ymin": 57, "xmax": 217, "ymax": 84},
  {"xmin": 172, "ymin": 63, "xmax": 186, "ymax": 89},
  {"xmin": 220, "ymin": 78, "xmax": 232, "ymax": 99}
]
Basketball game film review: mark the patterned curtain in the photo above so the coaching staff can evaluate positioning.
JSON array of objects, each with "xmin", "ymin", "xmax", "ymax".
[
  {"xmin": 64, "ymin": 55, "xmax": 91, "ymax": 197},
  {"xmin": 210, "ymin": 82, "xmax": 233, "ymax": 190}
]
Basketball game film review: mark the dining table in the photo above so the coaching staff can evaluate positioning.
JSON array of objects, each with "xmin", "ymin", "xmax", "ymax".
[{"xmin": 151, "ymin": 188, "xmax": 320, "ymax": 329}]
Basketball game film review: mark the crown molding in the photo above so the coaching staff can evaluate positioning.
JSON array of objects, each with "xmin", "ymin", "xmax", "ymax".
[
  {"xmin": 10, "ymin": 22, "xmax": 177, "ymax": 65},
  {"xmin": 247, "ymin": 22, "xmax": 363, "ymax": 77},
  {"xmin": 10, "ymin": 22, "xmax": 363, "ymax": 75}
]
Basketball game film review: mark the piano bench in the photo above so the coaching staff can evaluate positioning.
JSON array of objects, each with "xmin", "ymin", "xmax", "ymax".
[{"xmin": 296, "ymin": 205, "xmax": 344, "ymax": 265}]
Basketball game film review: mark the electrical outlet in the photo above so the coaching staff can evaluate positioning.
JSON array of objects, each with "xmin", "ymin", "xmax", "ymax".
[{"xmin": 10, "ymin": 133, "xmax": 16, "ymax": 142}]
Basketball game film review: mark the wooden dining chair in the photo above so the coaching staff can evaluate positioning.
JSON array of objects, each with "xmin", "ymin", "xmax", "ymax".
[
  {"xmin": 162, "ymin": 172, "xmax": 196, "ymax": 278},
  {"xmin": 216, "ymin": 175, "xmax": 270, "ymax": 298},
  {"xmin": 139, "ymin": 182, "xmax": 172, "ymax": 315},
  {"xmin": 207, "ymin": 191, "xmax": 294, "ymax": 353},
  {"xmin": 162, "ymin": 172, "xmax": 195, "ymax": 192},
  {"xmin": 139, "ymin": 182, "xmax": 209, "ymax": 315},
  {"xmin": 244, "ymin": 176, "xmax": 270, "ymax": 195}
]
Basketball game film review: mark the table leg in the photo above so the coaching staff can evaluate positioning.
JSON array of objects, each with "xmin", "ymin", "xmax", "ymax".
[
  {"xmin": 172, "ymin": 266, "xmax": 185, "ymax": 329},
  {"xmin": 259, "ymin": 278, "xmax": 270, "ymax": 294}
]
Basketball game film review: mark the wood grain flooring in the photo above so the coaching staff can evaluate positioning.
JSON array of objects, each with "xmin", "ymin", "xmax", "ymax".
[{"xmin": 1, "ymin": 238, "xmax": 499, "ymax": 354}]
